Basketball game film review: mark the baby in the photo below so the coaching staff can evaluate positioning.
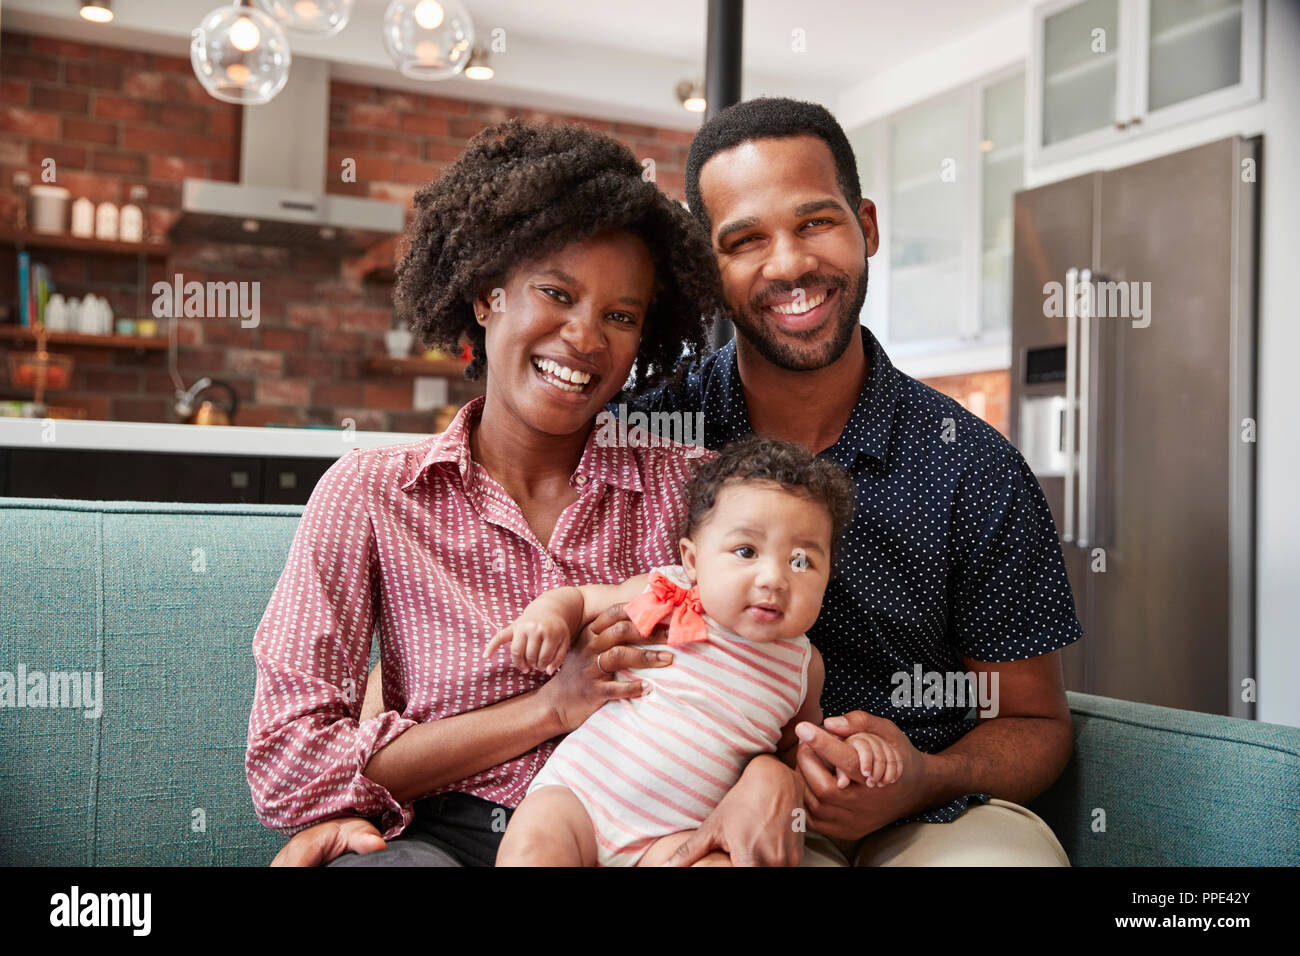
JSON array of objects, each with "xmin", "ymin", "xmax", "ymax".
[{"xmin": 487, "ymin": 436, "xmax": 902, "ymax": 866}]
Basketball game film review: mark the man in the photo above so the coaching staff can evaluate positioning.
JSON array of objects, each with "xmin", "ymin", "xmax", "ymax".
[
  {"xmin": 612, "ymin": 98, "xmax": 1081, "ymax": 866},
  {"xmin": 277, "ymin": 97, "xmax": 1081, "ymax": 867}
]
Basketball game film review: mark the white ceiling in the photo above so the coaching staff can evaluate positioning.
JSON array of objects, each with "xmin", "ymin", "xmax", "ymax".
[
  {"xmin": 445, "ymin": 0, "xmax": 1032, "ymax": 85},
  {"xmin": 3, "ymin": 0, "xmax": 1033, "ymax": 126}
]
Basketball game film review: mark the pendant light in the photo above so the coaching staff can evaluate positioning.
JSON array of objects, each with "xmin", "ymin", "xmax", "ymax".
[
  {"xmin": 254, "ymin": 0, "xmax": 353, "ymax": 38},
  {"xmin": 464, "ymin": 47, "xmax": 493, "ymax": 81},
  {"xmin": 381, "ymin": 0, "xmax": 475, "ymax": 81},
  {"xmin": 79, "ymin": 1, "xmax": 114, "ymax": 23},
  {"xmin": 191, "ymin": 1, "xmax": 292, "ymax": 105}
]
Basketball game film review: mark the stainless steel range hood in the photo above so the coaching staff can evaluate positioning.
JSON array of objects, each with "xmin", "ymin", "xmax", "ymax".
[{"xmin": 171, "ymin": 57, "xmax": 405, "ymax": 253}]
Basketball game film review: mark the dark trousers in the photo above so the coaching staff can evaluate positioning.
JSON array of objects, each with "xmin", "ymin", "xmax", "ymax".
[{"xmin": 327, "ymin": 792, "xmax": 513, "ymax": 868}]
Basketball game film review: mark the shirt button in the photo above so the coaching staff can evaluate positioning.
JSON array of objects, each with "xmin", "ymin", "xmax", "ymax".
[
  {"xmin": 543, "ymin": 555, "xmax": 554, "ymax": 570},
  {"xmin": 574, "ymin": 474, "xmax": 588, "ymax": 486}
]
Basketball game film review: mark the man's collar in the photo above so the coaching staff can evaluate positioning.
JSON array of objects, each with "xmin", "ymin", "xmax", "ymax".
[
  {"xmin": 834, "ymin": 325, "xmax": 903, "ymax": 466},
  {"xmin": 720, "ymin": 324, "xmax": 902, "ymax": 467},
  {"xmin": 400, "ymin": 394, "xmax": 644, "ymax": 494}
]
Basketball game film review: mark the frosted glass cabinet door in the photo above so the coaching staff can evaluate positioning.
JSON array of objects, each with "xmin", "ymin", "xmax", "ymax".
[
  {"xmin": 846, "ymin": 122, "xmax": 884, "ymax": 338},
  {"xmin": 1041, "ymin": 0, "xmax": 1121, "ymax": 146},
  {"xmin": 980, "ymin": 72, "xmax": 1024, "ymax": 334},
  {"xmin": 1147, "ymin": 0, "xmax": 1242, "ymax": 111},
  {"xmin": 888, "ymin": 95, "xmax": 967, "ymax": 345}
]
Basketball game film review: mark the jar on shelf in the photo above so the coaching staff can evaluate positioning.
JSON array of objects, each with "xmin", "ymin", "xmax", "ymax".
[{"xmin": 94, "ymin": 201, "xmax": 119, "ymax": 241}]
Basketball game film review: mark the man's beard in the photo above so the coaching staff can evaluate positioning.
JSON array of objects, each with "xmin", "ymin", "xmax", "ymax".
[{"xmin": 727, "ymin": 258, "xmax": 868, "ymax": 372}]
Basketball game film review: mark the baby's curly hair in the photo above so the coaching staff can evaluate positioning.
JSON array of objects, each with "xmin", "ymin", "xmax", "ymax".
[
  {"xmin": 394, "ymin": 120, "xmax": 722, "ymax": 389},
  {"xmin": 684, "ymin": 436, "xmax": 857, "ymax": 564}
]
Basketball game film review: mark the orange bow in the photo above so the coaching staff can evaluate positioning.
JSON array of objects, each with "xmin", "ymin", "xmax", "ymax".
[{"xmin": 624, "ymin": 571, "xmax": 709, "ymax": 645}]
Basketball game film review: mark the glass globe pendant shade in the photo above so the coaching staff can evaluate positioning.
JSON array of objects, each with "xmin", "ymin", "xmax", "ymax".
[
  {"xmin": 254, "ymin": 0, "xmax": 353, "ymax": 37},
  {"xmin": 191, "ymin": 4, "xmax": 292, "ymax": 105},
  {"xmin": 382, "ymin": 0, "xmax": 475, "ymax": 81}
]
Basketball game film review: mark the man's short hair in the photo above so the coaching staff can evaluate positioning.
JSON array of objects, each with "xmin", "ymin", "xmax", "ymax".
[{"xmin": 685, "ymin": 97, "xmax": 863, "ymax": 235}]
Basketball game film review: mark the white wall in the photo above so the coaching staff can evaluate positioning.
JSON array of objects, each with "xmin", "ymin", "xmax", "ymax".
[{"xmin": 837, "ymin": 0, "xmax": 1300, "ymax": 727}]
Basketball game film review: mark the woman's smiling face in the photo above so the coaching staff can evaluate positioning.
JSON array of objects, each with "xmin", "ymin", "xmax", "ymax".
[{"xmin": 475, "ymin": 229, "xmax": 654, "ymax": 437}]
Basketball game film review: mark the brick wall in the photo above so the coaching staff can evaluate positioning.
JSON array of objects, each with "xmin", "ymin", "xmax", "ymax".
[
  {"xmin": 0, "ymin": 29, "xmax": 695, "ymax": 430},
  {"xmin": 917, "ymin": 368, "xmax": 1010, "ymax": 437}
]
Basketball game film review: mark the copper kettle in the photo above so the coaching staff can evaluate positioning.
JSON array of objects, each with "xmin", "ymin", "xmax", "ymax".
[{"xmin": 175, "ymin": 377, "xmax": 239, "ymax": 426}]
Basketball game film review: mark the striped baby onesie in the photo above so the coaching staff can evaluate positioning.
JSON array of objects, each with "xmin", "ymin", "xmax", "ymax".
[{"xmin": 526, "ymin": 564, "xmax": 813, "ymax": 866}]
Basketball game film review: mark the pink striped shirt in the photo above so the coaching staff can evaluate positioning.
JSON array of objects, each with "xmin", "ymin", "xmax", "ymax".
[
  {"xmin": 526, "ymin": 565, "xmax": 813, "ymax": 866},
  {"xmin": 245, "ymin": 396, "xmax": 707, "ymax": 838}
]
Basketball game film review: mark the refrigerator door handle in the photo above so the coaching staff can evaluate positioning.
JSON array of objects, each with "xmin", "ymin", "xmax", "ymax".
[
  {"xmin": 1063, "ymin": 267, "xmax": 1078, "ymax": 544},
  {"xmin": 1077, "ymin": 267, "xmax": 1093, "ymax": 550}
]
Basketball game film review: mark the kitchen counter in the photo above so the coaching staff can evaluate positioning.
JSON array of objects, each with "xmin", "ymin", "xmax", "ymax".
[{"xmin": 0, "ymin": 417, "xmax": 429, "ymax": 459}]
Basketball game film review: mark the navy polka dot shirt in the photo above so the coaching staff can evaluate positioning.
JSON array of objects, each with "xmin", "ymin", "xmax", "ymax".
[{"xmin": 617, "ymin": 325, "xmax": 1083, "ymax": 825}]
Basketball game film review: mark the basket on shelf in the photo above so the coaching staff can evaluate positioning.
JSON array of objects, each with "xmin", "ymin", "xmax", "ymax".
[{"xmin": 6, "ymin": 321, "xmax": 75, "ymax": 408}]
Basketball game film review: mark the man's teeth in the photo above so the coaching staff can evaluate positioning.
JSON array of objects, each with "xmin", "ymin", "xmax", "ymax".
[
  {"xmin": 770, "ymin": 290, "xmax": 829, "ymax": 315},
  {"xmin": 532, "ymin": 357, "xmax": 592, "ymax": 392}
]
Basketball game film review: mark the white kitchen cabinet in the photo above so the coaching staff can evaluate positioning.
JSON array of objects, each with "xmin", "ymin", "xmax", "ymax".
[
  {"xmin": 850, "ymin": 67, "xmax": 1022, "ymax": 374},
  {"xmin": 1028, "ymin": 0, "xmax": 1261, "ymax": 168}
]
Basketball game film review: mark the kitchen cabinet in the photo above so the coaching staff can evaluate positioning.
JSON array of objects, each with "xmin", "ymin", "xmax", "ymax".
[
  {"xmin": 849, "ymin": 67, "xmax": 1023, "ymax": 374},
  {"xmin": 1028, "ymin": 0, "xmax": 1262, "ymax": 168}
]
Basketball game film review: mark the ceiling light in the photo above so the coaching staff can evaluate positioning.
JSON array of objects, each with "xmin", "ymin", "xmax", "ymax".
[
  {"xmin": 414, "ymin": 1, "xmax": 444, "ymax": 30},
  {"xmin": 676, "ymin": 79, "xmax": 706, "ymax": 113},
  {"xmin": 464, "ymin": 47, "xmax": 493, "ymax": 81},
  {"xmin": 382, "ymin": 0, "xmax": 474, "ymax": 81},
  {"xmin": 254, "ymin": 0, "xmax": 354, "ymax": 38},
  {"xmin": 80, "ymin": 1, "xmax": 114, "ymax": 22},
  {"xmin": 191, "ymin": 3, "xmax": 292, "ymax": 105}
]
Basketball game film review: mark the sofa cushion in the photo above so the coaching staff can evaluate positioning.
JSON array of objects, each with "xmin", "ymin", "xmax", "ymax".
[
  {"xmin": 1031, "ymin": 692, "xmax": 1300, "ymax": 866},
  {"xmin": 1, "ymin": 497, "xmax": 307, "ymax": 865}
]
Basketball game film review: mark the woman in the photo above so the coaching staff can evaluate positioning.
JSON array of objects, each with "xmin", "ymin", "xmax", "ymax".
[{"xmin": 245, "ymin": 120, "xmax": 722, "ymax": 866}]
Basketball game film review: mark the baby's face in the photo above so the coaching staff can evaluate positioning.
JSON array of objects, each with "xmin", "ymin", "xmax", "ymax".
[{"xmin": 680, "ymin": 480, "xmax": 833, "ymax": 643}]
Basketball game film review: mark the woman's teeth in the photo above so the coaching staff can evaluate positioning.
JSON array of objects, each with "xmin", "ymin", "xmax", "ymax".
[
  {"xmin": 769, "ymin": 290, "xmax": 829, "ymax": 315},
  {"xmin": 532, "ymin": 357, "xmax": 592, "ymax": 393}
]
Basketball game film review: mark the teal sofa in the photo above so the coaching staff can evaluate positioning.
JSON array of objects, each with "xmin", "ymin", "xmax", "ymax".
[{"xmin": 2, "ymin": 496, "xmax": 1297, "ymax": 866}]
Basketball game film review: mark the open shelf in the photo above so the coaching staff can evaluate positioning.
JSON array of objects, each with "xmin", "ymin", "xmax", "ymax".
[
  {"xmin": 0, "ymin": 326, "xmax": 168, "ymax": 350},
  {"xmin": 0, "ymin": 227, "xmax": 171, "ymax": 259}
]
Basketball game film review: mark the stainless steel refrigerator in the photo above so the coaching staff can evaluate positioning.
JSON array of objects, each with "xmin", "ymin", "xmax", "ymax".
[{"xmin": 1010, "ymin": 136, "xmax": 1258, "ymax": 718}]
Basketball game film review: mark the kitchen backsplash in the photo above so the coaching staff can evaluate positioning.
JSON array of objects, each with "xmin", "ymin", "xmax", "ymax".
[
  {"xmin": 916, "ymin": 368, "xmax": 1010, "ymax": 438},
  {"xmin": 0, "ymin": 29, "xmax": 1011, "ymax": 437}
]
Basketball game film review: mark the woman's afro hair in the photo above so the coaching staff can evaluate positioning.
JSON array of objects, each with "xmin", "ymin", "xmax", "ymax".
[{"xmin": 394, "ymin": 119, "xmax": 723, "ymax": 390}]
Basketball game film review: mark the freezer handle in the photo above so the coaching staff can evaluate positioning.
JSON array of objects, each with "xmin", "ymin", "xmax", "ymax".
[
  {"xmin": 1063, "ymin": 267, "xmax": 1078, "ymax": 543},
  {"xmin": 1078, "ymin": 268, "xmax": 1093, "ymax": 549}
]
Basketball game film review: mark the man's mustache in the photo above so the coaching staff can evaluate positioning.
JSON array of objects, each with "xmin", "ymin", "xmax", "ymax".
[{"xmin": 751, "ymin": 274, "xmax": 848, "ymax": 311}]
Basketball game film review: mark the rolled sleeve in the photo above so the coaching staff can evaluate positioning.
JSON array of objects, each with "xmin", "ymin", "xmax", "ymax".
[
  {"xmin": 949, "ymin": 451, "xmax": 1083, "ymax": 663},
  {"xmin": 245, "ymin": 450, "xmax": 418, "ymax": 838}
]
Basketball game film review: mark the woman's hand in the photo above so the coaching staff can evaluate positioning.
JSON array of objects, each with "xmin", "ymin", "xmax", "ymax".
[
  {"xmin": 271, "ymin": 817, "xmax": 386, "ymax": 867},
  {"xmin": 537, "ymin": 603, "xmax": 672, "ymax": 734},
  {"xmin": 663, "ymin": 754, "xmax": 805, "ymax": 866}
]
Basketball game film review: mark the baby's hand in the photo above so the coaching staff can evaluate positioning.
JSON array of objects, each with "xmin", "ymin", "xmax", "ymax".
[
  {"xmin": 483, "ymin": 614, "xmax": 573, "ymax": 675},
  {"xmin": 834, "ymin": 732, "xmax": 902, "ymax": 790}
]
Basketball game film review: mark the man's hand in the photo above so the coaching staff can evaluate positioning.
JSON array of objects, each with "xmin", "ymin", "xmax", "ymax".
[
  {"xmin": 794, "ymin": 711, "xmax": 931, "ymax": 841},
  {"xmin": 271, "ymin": 817, "xmax": 387, "ymax": 867},
  {"xmin": 664, "ymin": 754, "xmax": 804, "ymax": 867}
]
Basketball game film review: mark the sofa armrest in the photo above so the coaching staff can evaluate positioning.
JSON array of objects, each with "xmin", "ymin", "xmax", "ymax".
[{"xmin": 1027, "ymin": 692, "xmax": 1300, "ymax": 866}]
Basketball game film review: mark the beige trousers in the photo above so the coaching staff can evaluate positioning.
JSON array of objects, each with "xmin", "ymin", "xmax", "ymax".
[{"xmin": 798, "ymin": 798, "xmax": 1070, "ymax": 867}]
